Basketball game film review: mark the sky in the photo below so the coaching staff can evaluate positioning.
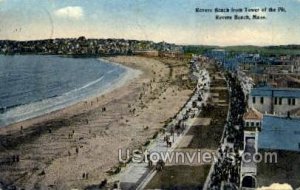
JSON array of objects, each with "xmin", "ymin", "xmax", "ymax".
[{"xmin": 0, "ymin": 0, "xmax": 299, "ymax": 46}]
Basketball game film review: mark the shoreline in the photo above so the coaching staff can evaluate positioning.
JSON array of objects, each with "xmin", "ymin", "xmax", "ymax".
[
  {"xmin": 0, "ymin": 57, "xmax": 142, "ymax": 132},
  {"xmin": 0, "ymin": 56, "xmax": 193, "ymax": 189}
]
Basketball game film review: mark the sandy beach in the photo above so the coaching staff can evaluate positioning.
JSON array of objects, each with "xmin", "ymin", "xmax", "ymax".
[{"xmin": 0, "ymin": 56, "xmax": 193, "ymax": 189}]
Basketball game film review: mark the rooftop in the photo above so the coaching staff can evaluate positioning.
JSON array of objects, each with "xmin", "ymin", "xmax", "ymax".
[
  {"xmin": 276, "ymin": 75, "xmax": 300, "ymax": 84},
  {"xmin": 258, "ymin": 115, "xmax": 300, "ymax": 152},
  {"xmin": 250, "ymin": 87, "xmax": 300, "ymax": 98},
  {"xmin": 243, "ymin": 107, "xmax": 263, "ymax": 120}
]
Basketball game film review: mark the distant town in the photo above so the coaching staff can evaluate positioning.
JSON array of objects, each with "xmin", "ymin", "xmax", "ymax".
[
  {"xmin": 0, "ymin": 37, "xmax": 183, "ymax": 57},
  {"xmin": 1, "ymin": 37, "xmax": 299, "ymax": 59}
]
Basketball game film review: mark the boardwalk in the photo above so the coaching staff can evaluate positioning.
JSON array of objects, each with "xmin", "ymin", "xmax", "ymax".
[{"xmin": 117, "ymin": 66, "xmax": 211, "ymax": 189}]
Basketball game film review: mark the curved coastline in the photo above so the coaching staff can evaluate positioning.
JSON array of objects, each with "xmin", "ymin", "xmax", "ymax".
[
  {"xmin": 0, "ymin": 57, "xmax": 142, "ymax": 128},
  {"xmin": 0, "ymin": 56, "xmax": 194, "ymax": 189}
]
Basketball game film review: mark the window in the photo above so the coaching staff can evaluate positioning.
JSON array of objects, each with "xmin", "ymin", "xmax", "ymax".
[
  {"xmin": 256, "ymin": 122, "xmax": 260, "ymax": 127},
  {"xmin": 251, "ymin": 122, "xmax": 254, "ymax": 127},
  {"xmin": 279, "ymin": 98, "xmax": 282, "ymax": 105},
  {"xmin": 246, "ymin": 122, "xmax": 249, "ymax": 127},
  {"xmin": 260, "ymin": 97, "xmax": 264, "ymax": 104},
  {"xmin": 292, "ymin": 98, "xmax": 296, "ymax": 105},
  {"xmin": 287, "ymin": 98, "xmax": 295, "ymax": 106},
  {"xmin": 288, "ymin": 98, "xmax": 291, "ymax": 105},
  {"xmin": 274, "ymin": 97, "xmax": 278, "ymax": 105},
  {"xmin": 252, "ymin": 97, "xmax": 256, "ymax": 104}
]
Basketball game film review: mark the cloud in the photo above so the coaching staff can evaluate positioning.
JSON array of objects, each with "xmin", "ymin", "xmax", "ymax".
[{"xmin": 54, "ymin": 6, "xmax": 84, "ymax": 20}]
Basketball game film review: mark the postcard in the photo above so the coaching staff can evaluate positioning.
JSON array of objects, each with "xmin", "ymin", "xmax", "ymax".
[{"xmin": 0, "ymin": 0, "xmax": 299, "ymax": 189}]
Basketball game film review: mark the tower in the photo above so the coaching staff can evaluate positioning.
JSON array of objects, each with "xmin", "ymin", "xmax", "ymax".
[{"xmin": 240, "ymin": 107, "xmax": 263, "ymax": 189}]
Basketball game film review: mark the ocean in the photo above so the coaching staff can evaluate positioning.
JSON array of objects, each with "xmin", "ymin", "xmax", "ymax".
[{"xmin": 0, "ymin": 55, "xmax": 131, "ymax": 127}]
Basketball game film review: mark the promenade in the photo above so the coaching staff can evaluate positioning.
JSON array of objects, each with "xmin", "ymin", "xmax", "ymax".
[{"xmin": 117, "ymin": 61, "xmax": 211, "ymax": 189}]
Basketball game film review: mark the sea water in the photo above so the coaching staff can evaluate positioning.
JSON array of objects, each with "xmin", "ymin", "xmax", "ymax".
[{"xmin": 0, "ymin": 55, "xmax": 128, "ymax": 127}]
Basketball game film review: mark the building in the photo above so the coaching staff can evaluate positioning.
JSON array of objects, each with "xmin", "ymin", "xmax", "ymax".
[
  {"xmin": 243, "ymin": 107, "xmax": 263, "ymax": 129},
  {"xmin": 255, "ymin": 114, "xmax": 300, "ymax": 188},
  {"xmin": 240, "ymin": 108, "xmax": 262, "ymax": 189},
  {"xmin": 248, "ymin": 87, "xmax": 300, "ymax": 116},
  {"xmin": 243, "ymin": 102, "xmax": 300, "ymax": 188},
  {"xmin": 274, "ymin": 75, "xmax": 300, "ymax": 88},
  {"xmin": 207, "ymin": 49, "xmax": 227, "ymax": 66},
  {"xmin": 210, "ymin": 49, "xmax": 226, "ymax": 60},
  {"xmin": 258, "ymin": 115, "xmax": 300, "ymax": 152}
]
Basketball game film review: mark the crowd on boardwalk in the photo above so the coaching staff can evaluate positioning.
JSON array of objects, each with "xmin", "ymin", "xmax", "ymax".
[
  {"xmin": 237, "ymin": 69, "xmax": 254, "ymax": 98},
  {"xmin": 207, "ymin": 72, "xmax": 246, "ymax": 190},
  {"xmin": 139, "ymin": 62, "xmax": 211, "ymax": 189},
  {"xmin": 119, "ymin": 59, "xmax": 211, "ymax": 189},
  {"xmin": 161, "ymin": 67, "xmax": 210, "ymax": 148}
]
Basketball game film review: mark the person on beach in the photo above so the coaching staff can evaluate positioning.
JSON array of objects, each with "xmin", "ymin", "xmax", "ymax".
[
  {"xmin": 156, "ymin": 159, "xmax": 165, "ymax": 171},
  {"xmin": 16, "ymin": 155, "xmax": 19, "ymax": 162},
  {"xmin": 99, "ymin": 179, "xmax": 107, "ymax": 188},
  {"xmin": 166, "ymin": 139, "xmax": 172, "ymax": 147}
]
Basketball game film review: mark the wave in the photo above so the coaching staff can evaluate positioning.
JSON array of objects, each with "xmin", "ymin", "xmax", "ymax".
[
  {"xmin": 64, "ymin": 75, "xmax": 104, "ymax": 95},
  {"xmin": 0, "ymin": 69, "xmax": 120, "ymax": 127},
  {"xmin": 0, "ymin": 56, "xmax": 142, "ymax": 128},
  {"xmin": 0, "ymin": 93, "xmax": 60, "ymax": 113}
]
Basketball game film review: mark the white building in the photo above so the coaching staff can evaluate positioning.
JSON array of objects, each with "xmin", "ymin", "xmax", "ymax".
[
  {"xmin": 248, "ymin": 87, "xmax": 300, "ymax": 116},
  {"xmin": 240, "ymin": 108, "xmax": 263, "ymax": 189}
]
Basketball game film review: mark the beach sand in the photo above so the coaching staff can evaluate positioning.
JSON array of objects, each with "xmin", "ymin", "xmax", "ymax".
[{"xmin": 0, "ymin": 56, "xmax": 193, "ymax": 189}]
